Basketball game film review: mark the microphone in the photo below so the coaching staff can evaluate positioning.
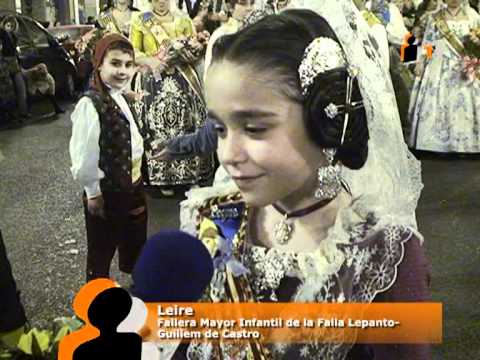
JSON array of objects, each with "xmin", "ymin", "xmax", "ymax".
[{"xmin": 130, "ymin": 230, "xmax": 214, "ymax": 302}]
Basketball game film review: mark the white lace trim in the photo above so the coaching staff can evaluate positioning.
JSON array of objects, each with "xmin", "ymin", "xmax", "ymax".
[{"xmin": 180, "ymin": 181, "xmax": 239, "ymax": 236}]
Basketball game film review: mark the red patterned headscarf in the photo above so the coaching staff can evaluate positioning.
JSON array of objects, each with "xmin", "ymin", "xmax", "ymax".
[{"xmin": 92, "ymin": 33, "xmax": 135, "ymax": 95}]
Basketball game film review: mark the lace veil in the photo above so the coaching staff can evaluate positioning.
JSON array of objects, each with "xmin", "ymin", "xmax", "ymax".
[{"xmin": 295, "ymin": 0, "xmax": 423, "ymax": 232}]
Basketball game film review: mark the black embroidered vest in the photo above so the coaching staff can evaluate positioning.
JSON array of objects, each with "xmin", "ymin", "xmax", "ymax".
[{"xmin": 84, "ymin": 90, "xmax": 144, "ymax": 193}]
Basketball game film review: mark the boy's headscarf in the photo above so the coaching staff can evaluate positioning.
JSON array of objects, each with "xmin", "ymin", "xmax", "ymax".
[{"xmin": 92, "ymin": 33, "xmax": 134, "ymax": 95}]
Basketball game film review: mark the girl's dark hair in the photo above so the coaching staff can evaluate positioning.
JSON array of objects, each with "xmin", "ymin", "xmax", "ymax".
[{"xmin": 211, "ymin": 9, "xmax": 369, "ymax": 170}]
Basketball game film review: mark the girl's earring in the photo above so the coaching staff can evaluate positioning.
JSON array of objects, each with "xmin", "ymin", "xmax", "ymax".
[{"xmin": 315, "ymin": 148, "xmax": 342, "ymax": 200}]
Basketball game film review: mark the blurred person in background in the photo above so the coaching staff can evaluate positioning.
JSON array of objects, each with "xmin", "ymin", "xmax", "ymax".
[
  {"xmin": 99, "ymin": 0, "xmax": 140, "ymax": 37},
  {"xmin": 202, "ymin": 0, "xmax": 230, "ymax": 34},
  {"xmin": 408, "ymin": 0, "xmax": 480, "ymax": 153},
  {"xmin": 23, "ymin": 63, "xmax": 65, "ymax": 116},
  {"xmin": 203, "ymin": 0, "xmax": 254, "ymax": 82},
  {"xmin": 0, "ymin": 16, "xmax": 30, "ymax": 121},
  {"xmin": 130, "ymin": 0, "xmax": 215, "ymax": 196}
]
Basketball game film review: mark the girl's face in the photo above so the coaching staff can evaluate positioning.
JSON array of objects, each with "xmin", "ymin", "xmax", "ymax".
[
  {"xmin": 151, "ymin": 0, "xmax": 170, "ymax": 14},
  {"xmin": 4, "ymin": 21, "xmax": 15, "ymax": 32},
  {"xmin": 98, "ymin": 49, "xmax": 136, "ymax": 91},
  {"xmin": 206, "ymin": 61, "xmax": 325, "ymax": 208}
]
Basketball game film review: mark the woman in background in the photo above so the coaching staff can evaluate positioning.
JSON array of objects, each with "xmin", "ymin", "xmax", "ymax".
[
  {"xmin": 130, "ymin": 0, "xmax": 214, "ymax": 195},
  {"xmin": 408, "ymin": 0, "xmax": 480, "ymax": 153},
  {"xmin": 23, "ymin": 63, "xmax": 65, "ymax": 116},
  {"xmin": 203, "ymin": 0, "xmax": 254, "ymax": 82},
  {"xmin": 99, "ymin": 0, "xmax": 140, "ymax": 37}
]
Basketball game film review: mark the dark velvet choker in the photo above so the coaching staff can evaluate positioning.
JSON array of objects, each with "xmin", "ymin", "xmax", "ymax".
[{"xmin": 272, "ymin": 197, "xmax": 334, "ymax": 245}]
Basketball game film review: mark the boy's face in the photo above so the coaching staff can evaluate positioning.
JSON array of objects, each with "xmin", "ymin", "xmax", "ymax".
[{"xmin": 98, "ymin": 49, "xmax": 135, "ymax": 91}]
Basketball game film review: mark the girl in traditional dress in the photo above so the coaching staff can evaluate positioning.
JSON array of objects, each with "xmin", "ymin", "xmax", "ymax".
[
  {"xmin": 99, "ymin": 0, "xmax": 140, "ymax": 37},
  {"xmin": 181, "ymin": 2, "xmax": 429, "ymax": 359},
  {"xmin": 130, "ymin": 0, "xmax": 214, "ymax": 194},
  {"xmin": 408, "ymin": 0, "xmax": 480, "ymax": 152}
]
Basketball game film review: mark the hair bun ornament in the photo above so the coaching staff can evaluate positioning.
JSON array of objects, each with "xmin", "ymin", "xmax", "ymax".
[
  {"xmin": 324, "ymin": 103, "xmax": 340, "ymax": 119},
  {"xmin": 298, "ymin": 37, "xmax": 347, "ymax": 96}
]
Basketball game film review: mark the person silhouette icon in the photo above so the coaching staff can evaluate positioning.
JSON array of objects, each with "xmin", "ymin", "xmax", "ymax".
[
  {"xmin": 402, "ymin": 34, "xmax": 418, "ymax": 63},
  {"xmin": 72, "ymin": 287, "xmax": 142, "ymax": 360}
]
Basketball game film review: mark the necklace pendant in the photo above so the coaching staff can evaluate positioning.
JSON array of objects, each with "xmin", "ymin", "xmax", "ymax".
[{"xmin": 273, "ymin": 217, "xmax": 293, "ymax": 245}]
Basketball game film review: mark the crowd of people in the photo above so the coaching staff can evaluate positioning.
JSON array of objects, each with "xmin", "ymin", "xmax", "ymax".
[{"xmin": 2, "ymin": 0, "xmax": 480, "ymax": 359}]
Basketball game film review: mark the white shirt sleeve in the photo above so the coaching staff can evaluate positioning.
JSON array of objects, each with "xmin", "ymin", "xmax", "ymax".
[{"xmin": 69, "ymin": 97, "xmax": 104, "ymax": 199}]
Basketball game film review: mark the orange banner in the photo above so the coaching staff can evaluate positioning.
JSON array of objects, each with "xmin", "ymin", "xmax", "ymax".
[{"xmin": 142, "ymin": 303, "xmax": 442, "ymax": 344}]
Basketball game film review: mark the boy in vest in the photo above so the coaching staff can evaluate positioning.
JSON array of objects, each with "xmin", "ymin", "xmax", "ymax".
[{"xmin": 70, "ymin": 34, "xmax": 148, "ymax": 282}]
